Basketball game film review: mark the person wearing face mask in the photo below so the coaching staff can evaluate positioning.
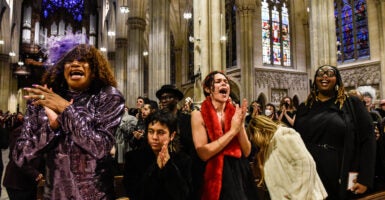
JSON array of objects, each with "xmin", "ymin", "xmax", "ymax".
[
  {"xmin": 264, "ymin": 103, "xmax": 279, "ymax": 122},
  {"xmin": 294, "ymin": 65, "xmax": 376, "ymax": 199}
]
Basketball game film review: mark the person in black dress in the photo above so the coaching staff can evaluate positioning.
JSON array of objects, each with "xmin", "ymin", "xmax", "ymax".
[
  {"xmin": 191, "ymin": 71, "xmax": 258, "ymax": 200},
  {"xmin": 294, "ymin": 65, "xmax": 376, "ymax": 199}
]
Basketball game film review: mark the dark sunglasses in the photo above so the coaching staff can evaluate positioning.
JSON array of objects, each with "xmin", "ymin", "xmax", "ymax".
[{"xmin": 316, "ymin": 68, "xmax": 336, "ymax": 77}]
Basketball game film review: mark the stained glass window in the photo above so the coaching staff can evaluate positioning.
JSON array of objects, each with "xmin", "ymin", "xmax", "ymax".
[
  {"xmin": 262, "ymin": 0, "xmax": 291, "ymax": 67},
  {"xmin": 42, "ymin": 0, "xmax": 84, "ymax": 22},
  {"xmin": 335, "ymin": 0, "xmax": 369, "ymax": 62}
]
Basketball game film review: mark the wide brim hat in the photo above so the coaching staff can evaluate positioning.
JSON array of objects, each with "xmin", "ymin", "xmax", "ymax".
[{"xmin": 156, "ymin": 84, "xmax": 184, "ymax": 101}]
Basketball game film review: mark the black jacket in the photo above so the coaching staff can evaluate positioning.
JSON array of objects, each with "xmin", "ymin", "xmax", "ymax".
[
  {"xmin": 123, "ymin": 146, "xmax": 192, "ymax": 200},
  {"xmin": 295, "ymin": 96, "xmax": 376, "ymax": 199}
]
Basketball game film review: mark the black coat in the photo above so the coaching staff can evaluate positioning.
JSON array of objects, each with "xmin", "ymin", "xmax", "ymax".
[
  {"xmin": 123, "ymin": 147, "xmax": 192, "ymax": 200},
  {"xmin": 3, "ymin": 125, "xmax": 44, "ymax": 191},
  {"xmin": 295, "ymin": 96, "xmax": 376, "ymax": 199}
]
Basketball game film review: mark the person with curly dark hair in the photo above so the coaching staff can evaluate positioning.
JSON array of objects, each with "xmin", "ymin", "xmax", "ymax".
[
  {"xmin": 13, "ymin": 35, "xmax": 125, "ymax": 199},
  {"xmin": 294, "ymin": 65, "xmax": 376, "ymax": 199}
]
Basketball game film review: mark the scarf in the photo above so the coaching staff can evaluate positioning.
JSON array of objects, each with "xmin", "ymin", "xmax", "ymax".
[{"xmin": 200, "ymin": 96, "xmax": 242, "ymax": 200}]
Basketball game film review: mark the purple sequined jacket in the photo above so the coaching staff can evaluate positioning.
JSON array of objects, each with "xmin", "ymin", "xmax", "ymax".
[{"xmin": 13, "ymin": 86, "xmax": 125, "ymax": 200}]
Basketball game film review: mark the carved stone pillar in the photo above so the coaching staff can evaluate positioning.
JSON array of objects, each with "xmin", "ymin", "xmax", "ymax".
[
  {"xmin": 126, "ymin": 17, "xmax": 146, "ymax": 106},
  {"xmin": 0, "ymin": 54, "xmax": 14, "ymax": 111},
  {"xmin": 148, "ymin": 0, "xmax": 171, "ymax": 100},
  {"xmin": 173, "ymin": 48, "xmax": 183, "ymax": 90},
  {"xmin": 236, "ymin": 0, "xmax": 256, "ymax": 101},
  {"xmin": 309, "ymin": 0, "xmax": 337, "ymax": 74},
  {"xmin": 115, "ymin": 38, "xmax": 128, "ymax": 100},
  {"xmin": 193, "ymin": 0, "xmax": 224, "ymax": 103},
  {"xmin": 377, "ymin": 0, "xmax": 385, "ymax": 97}
]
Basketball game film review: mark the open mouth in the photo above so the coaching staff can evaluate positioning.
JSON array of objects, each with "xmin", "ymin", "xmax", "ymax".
[
  {"xmin": 219, "ymin": 88, "xmax": 228, "ymax": 95},
  {"xmin": 69, "ymin": 70, "xmax": 85, "ymax": 79},
  {"xmin": 320, "ymin": 79, "xmax": 329, "ymax": 86}
]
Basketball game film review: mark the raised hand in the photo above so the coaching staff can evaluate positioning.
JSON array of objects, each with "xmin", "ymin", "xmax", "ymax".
[
  {"xmin": 24, "ymin": 84, "xmax": 72, "ymax": 114},
  {"xmin": 230, "ymin": 99, "xmax": 248, "ymax": 134},
  {"xmin": 157, "ymin": 141, "xmax": 170, "ymax": 169}
]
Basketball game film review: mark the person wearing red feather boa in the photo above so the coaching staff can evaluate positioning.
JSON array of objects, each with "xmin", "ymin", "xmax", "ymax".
[{"xmin": 191, "ymin": 71, "xmax": 258, "ymax": 200}]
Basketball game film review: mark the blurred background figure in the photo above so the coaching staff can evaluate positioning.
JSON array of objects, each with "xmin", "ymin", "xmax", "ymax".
[
  {"xmin": 3, "ymin": 111, "xmax": 45, "ymax": 200},
  {"xmin": 264, "ymin": 103, "xmax": 279, "ymax": 122},
  {"xmin": 278, "ymin": 96, "xmax": 296, "ymax": 127}
]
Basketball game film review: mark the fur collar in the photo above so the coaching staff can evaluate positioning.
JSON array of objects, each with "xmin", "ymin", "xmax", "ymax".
[{"xmin": 200, "ymin": 96, "xmax": 241, "ymax": 200}]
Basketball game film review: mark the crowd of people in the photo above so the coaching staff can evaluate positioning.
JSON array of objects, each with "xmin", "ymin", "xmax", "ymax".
[{"xmin": 0, "ymin": 34, "xmax": 384, "ymax": 200}]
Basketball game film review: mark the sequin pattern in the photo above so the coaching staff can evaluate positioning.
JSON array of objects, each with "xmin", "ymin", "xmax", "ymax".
[{"xmin": 13, "ymin": 86, "xmax": 125, "ymax": 200}]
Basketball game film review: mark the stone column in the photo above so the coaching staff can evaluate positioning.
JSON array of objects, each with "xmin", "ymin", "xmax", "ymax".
[
  {"xmin": 174, "ymin": 48, "xmax": 183, "ymax": 90},
  {"xmin": 309, "ymin": 0, "xmax": 337, "ymax": 75},
  {"xmin": 115, "ymin": 38, "xmax": 128, "ymax": 100},
  {"xmin": 126, "ymin": 17, "xmax": 146, "ymax": 106},
  {"xmin": 236, "ymin": 0, "xmax": 256, "ymax": 101},
  {"xmin": 193, "ymin": 0, "xmax": 224, "ymax": 103},
  {"xmin": 377, "ymin": 0, "xmax": 385, "ymax": 97},
  {"xmin": 148, "ymin": 0, "xmax": 171, "ymax": 100},
  {"xmin": 0, "ymin": 54, "xmax": 13, "ymax": 111}
]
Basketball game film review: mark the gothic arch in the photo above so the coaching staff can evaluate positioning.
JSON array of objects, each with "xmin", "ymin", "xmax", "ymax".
[{"xmin": 229, "ymin": 80, "xmax": 240, "ymax": 104}]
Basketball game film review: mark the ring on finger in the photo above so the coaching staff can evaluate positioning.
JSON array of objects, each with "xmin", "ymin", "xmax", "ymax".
[{"xmin": 39, "ymin": 94, "xmax": 45, "ymax": 100}]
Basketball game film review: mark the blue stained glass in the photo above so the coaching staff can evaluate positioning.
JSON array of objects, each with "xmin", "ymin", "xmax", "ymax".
[
  {"xmin": 42, "ymin": 0, "xmax": 84, "ymax": 22},
  {"xmin": 335, "ymin": 0, "xmax": 369, "ymax": 62}
]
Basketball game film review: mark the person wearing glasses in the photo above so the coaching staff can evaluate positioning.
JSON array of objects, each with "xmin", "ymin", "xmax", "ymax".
[{"xmin": 294, "ymin": 65, "xmax": 376, "ymax": 199}]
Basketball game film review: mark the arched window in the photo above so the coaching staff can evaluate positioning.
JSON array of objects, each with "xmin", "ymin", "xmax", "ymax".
[
  {"xmin": 335, "ymin": 0, "xmax": 369, "ymax": 62},
  {"xmin": 261, "ymin": 0, "xmax": 291, "ymax": 67}
]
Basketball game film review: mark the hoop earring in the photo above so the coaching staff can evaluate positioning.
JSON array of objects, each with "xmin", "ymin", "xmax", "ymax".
[{"xmin": 335, "ymin": 85, "xmax": 339, "ymax": 91}]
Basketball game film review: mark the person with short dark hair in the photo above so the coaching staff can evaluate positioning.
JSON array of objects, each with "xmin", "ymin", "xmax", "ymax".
[
  {"xmin": 123, "ymin": 110, "xmax": 192, "ymax": 200},
  {"xmin": 155, "ymin": 84, "xmax": 204, "ymax": 200}
]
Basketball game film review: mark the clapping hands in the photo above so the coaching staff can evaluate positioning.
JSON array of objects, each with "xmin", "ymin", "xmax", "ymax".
[{"xmin": 157, "ymin": 141, "xmax": 170, "ymax": 169}]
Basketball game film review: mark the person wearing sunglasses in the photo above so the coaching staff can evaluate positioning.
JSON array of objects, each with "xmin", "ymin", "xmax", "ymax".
[{"xmin": 294, "ymin": 65, "xmax": 376, "ymax": 199}]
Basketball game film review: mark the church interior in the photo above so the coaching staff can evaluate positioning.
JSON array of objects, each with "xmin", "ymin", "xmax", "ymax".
[{"xmin": 0, "ymin": 0, "xmax": 384, "ymax": 113}]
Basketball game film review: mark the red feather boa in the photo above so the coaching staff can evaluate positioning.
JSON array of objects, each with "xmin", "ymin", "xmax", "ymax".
[{"xmin": 200, "ymin": 96, "xmax": 242, "ymax": 200}]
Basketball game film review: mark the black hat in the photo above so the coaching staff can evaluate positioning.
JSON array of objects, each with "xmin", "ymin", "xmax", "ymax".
[{"xmin": 156, "ymin": 84, "xmax": 184, "ymax": 101}]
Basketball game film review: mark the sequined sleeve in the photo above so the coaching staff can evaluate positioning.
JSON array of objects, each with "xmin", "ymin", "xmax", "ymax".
[
  {"xmin": 57, "ymin": 86, "xmax": 125, "ymax": 159},
  {"xmin": 13, "ymin": 103, "xmax": 58, "ymax": 166}
]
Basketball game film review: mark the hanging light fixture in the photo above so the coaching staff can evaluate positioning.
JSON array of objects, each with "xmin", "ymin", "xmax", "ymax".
[
  {"xmin": 14, "ymin": 61, "xmax": 30, "ymax": 76},
  {"xmin": 120, "ymin": 0, "xmax": 130, "ymax": 13}
]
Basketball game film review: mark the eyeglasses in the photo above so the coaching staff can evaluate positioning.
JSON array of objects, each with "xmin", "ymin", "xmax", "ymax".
[
  {"xmin": 159, "ymin": 95, "xmax": 175, "ymax": 101},
  {"xmin": 316, "ymin": 68, "xmax": 336, "ymax": 77}
]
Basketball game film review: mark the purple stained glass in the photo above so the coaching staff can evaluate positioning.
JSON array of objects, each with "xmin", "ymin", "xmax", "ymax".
[
  {"xmin": 42, "ymin": 0, "xmax": 84, "ymax": 22},
  {"xmin": 335, "ymin": 0, "xmax": 369, "ymax": 62}
]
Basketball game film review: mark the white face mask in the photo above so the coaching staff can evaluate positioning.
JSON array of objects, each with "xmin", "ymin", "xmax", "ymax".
[{"xmin": 265, "ymin": 109, "xmax": 273, "ymax": 116}]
